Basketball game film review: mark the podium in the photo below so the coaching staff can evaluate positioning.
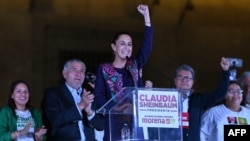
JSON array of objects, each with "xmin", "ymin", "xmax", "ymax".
[{"xmin": 96, "ymin": 87, "xmax": 184, "ymax": 141}]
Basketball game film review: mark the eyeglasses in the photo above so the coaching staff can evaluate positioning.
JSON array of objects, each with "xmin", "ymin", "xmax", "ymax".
[
  {"xmin": 227, "ymin": 89, "xmax": 243, "ymax": 95},
  {"xmin": 176, "ymin": 75, "xmax": 193, "ymax": 81}
]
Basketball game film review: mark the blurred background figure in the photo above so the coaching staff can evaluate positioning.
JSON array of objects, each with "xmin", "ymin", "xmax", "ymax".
[
  {"xmin": 239, "ymin": 71, "xmax": 250, "ymax": 88},
  {"xmin": 242, "ymin": 85, "xmax": 250, "ymax": 108}
]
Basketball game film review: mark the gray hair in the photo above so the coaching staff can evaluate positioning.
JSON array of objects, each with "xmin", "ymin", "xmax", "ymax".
[
  {"xmin": 63, "ymin": 59, "xmax": 86, "ymax": 72},
  {"xmin": 175, "ymin": 64, "xmax": 195, "ymax": 79},
  {"xmin": 239, "ymin": 71, "xmax": 250, "ymax": 87}
]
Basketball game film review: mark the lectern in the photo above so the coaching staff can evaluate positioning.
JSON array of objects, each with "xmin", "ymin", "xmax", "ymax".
[{"xmin": 97, "ymin": 87, "xmax": 183, "ymax": 141}]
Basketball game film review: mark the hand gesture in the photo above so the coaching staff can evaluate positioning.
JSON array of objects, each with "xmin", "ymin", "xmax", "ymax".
[
  {"xmin": 34, "ymin": 125, "xmax": 47, "ymax": 141},
  {"xmin": 137, "ymin": 4, "xmax": 149, "ymax": 16},
  {"xmin": 19, "ymin": 121, "xmax": 32, "ymax": 135},
  {"xmin": 114, "ymin": 103, "xmax": 132, "ymax": 112},
  {"xmin": 78, "ymin": 89, "xmax": 94, "ymax": 111},
  {"xmin": 145, "ymin": 80, "xmax": 153, "ymax": 88},
  {"xmin": 220, "ymin": 57, "xmax": 230, "ymax": 71},
  {"xmin": 84, "ymin": 102, "xmax": 94, "ymax": 116},
  {"xmin": 88, "ymin": 82, "xmax": 95, "ymax": 89},
  {"xmin": 137, "ymin": 4, "xmax": 151, "ymax": 26}
]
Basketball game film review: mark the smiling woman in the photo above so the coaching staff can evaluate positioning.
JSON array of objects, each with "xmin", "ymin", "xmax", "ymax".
[
  {"xmin": 200, "ymin": 81, "xmax": 250, "ymax": 141},
  {"xmin": 93, "ymin": 4, "xmax": 153, "ymax": 140},
  {"xmin": 0, "ymin": 80, "xmax": 47, "ymax": 141}
]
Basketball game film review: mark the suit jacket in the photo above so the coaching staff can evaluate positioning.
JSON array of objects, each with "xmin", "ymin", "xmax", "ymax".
[
  {"xmin": 147, "ymin": 70, "xmax": 230, "ymax": 141},
  {"xmin": 42, "ymin": 84, "xmax": 104, "ymax": 141}
]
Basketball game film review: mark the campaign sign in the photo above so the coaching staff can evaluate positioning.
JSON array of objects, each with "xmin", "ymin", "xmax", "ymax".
[
  {"xmin": 224, "ymin": 125, "xmax": 250, "ymax": 141},
  {"xmin": 137, "ymin": 90, "xmax": 179, "ymax": 128}
]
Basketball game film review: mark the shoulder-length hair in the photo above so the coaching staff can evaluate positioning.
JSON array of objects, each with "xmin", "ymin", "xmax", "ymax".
[{"xmin": 7, "ymin": 80, "xmax": 31, "ymax": 117}]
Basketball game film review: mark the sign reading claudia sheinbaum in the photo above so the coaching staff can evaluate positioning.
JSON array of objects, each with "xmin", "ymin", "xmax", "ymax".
[{"xmin": 137, "ymin": 90, "xmax": 179, "ymax": 128}]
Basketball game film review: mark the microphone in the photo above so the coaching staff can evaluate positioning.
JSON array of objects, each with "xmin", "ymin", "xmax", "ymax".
[{"xmin": 126, "ymin": 54, "xmax": 133, "ymax": 60}]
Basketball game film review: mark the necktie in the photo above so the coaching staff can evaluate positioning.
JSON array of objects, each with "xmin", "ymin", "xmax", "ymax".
[
  {"xmin": 180, "ymin": 89, "xmax": 190, "ymax": 102},
  {"xmin": 183, "ymin": 92, "xmax": 188, "ymax": 98},
  {"xmin": 182, "ymin": 93, "xmax": 187, "ymax": 102}
]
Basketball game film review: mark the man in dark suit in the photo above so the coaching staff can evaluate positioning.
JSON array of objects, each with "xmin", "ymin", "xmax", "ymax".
[
  {"xmin": 42, "ymin": 59, "xmax": 104, "ymax": 141},
  {"xmin": 148, "ymin": 57, "xmax": 230, "ymax": 141}
]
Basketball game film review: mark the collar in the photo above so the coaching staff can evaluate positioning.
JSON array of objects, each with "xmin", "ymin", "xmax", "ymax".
[{"xmin": 65, "ymin": 83, "xmax": 82, "ymax": 94}]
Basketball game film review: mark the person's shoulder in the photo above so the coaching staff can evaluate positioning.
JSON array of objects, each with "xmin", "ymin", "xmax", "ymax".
[
  {"xmin": 241, "ymin": 106, "xmax": 250, "ymax": 112},
  {"xmin": 206, "ymin": 104, "xmax": 225, "ymax": 116},
  {"xmin": 0, "ymin": 105, "xmax": 12, "ymax": 115},
  {"xmin": 31, "ymin": 107, "xmax": 40, "ymax": 112},
  {"xmin": 30, "ymin": 107, "xmax": 41, "ymax": 114},
  {"xmin": 0, "ymin": 105, "xmax": 11, "ymax": 111},
  {"xmin": 44, "ymin": 84, "xmax": 65, "ymax": 94},
  {"xmin": 189, "ymin": 92, "xmax": 202, "ymax": 98},
  {"xmin": 243, "ymin": 107, "xmax": 250, "ymax": 118},
  {"xmin": 99, "ymin": 62, "xmax": 112, "ymax": 66},
  {"xmin": 98, "ymin": 62, "xmax": 113, "ymax": 70},
  {"xmin": 209, "ymin": 104, "xmax": 223, "ymax": 110},
  {"xmin": 190, "ymin": 91, "xmax": 212, "ymax": 98}
]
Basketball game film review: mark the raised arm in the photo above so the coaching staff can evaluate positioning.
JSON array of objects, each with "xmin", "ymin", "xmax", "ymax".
[
  {"xmin": 199, "ymin": 57, "xmax": 230, "ymax": 109},
  {"xmin": 137, "ymin": 4, "xmax": 151, "ymax": 27}
]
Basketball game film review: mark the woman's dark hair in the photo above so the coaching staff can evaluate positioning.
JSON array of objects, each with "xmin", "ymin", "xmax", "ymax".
[
  {"xmin": 7, "ymin": 80, "xmax": 31, "ymax": 117},
  {"xmin": 228, "ymin": 80, "xmax": 241, "ymax": 88},
  {"xmin": 112, "ymin": 31, "xmax": 133, "ymax": 44}
]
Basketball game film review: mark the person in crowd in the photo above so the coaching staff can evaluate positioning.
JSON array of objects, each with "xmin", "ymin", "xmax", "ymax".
[
  {"xmin": 148, "ymin": 57, "xmax": 230, "ymax": 141},
  {"xmin": 42, "ymin": 59, "xmax": 104, "ymax": 141},
  {"xmin": 200, "ymin": 81, "xmax": 250, "ymax": 141},
  {"xmin": 176, "ymin": 57, "xmax": 230, "ymax": 141},
  {"xmin": 238, "ymin": 71, "xmax": 250, "ymax": 108},
  {"xmin": 242, "ymin": 85, "xmax": 250, "ymax": 108},
  {"xmin": 239, "ymin": 71, "xmax": 250, "ymax": 88},
  {"xmin": 93, "ymin": 4, "xmax": 153, "ymax": 140},
  {"xmin": 0, "ymin": 80, "xmax": 47, "ymax": 141}
]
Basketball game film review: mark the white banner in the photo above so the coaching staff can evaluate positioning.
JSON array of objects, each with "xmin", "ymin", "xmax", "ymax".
[{"xmin": 137, "ymin": 90, "xmax": 179, "ymax": 128}]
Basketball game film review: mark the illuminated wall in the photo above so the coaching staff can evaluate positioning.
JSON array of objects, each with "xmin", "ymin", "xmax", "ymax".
[{"xmin": 0, "ymin": 0, "xmax": 249, "ymax": 108}]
